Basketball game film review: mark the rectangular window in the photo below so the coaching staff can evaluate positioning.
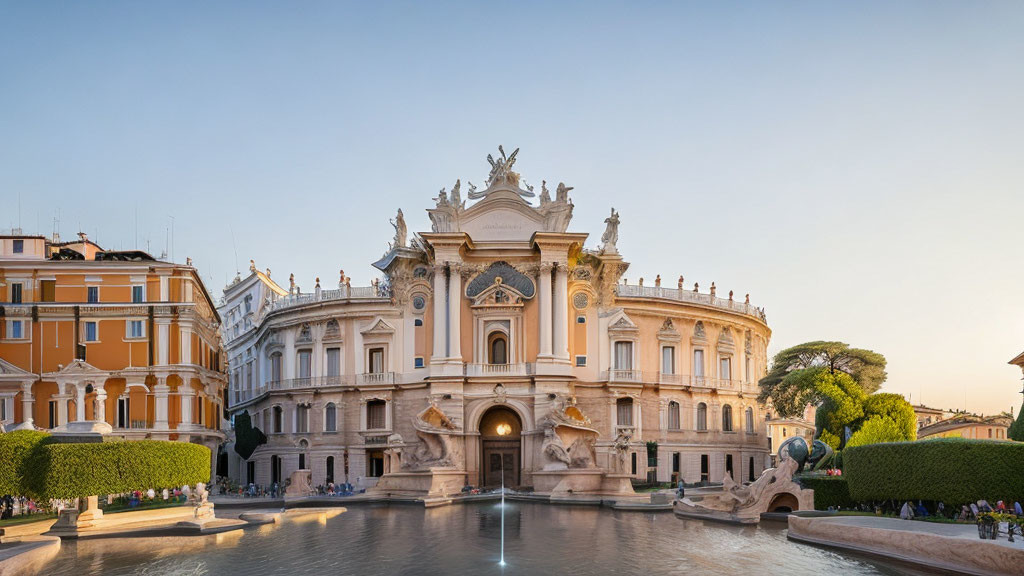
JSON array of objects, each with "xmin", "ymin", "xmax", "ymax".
[
  {"xmin": 693, "ymin": 349, "xmax": 705, "ymax": 377},
  {"xmin": 296, "ymin": 405, "xmax": 309, "ymax": 433},
  {"xmin": 614, "ymin": 341, "xmax": 633, "ymax": 370},
  {"xmin": 616, "ymin": 398, "xmax": 633, "ymax": 427},
  {"xmin": 132, "ymin": 285, "xmax": 145, "ymax": 303},
  {"xmin": 87, "ymin": 286, "xmax": 99, "ymax": 303},
  {"xmin": 10, "ymin": 283, "xmax": 22, "ymax": 304},
  {"xmin": 575, "ymin": 355, "xmax": 587, "ymax": 367},
  {"xmin": 745, "ymin": 356, "xmax": 752, "ymax": 383},
  {"xmin": 720, "ymin": 357, "xmax": 731, "ymax": 380},
  {"xmin": 12, "ymin": 239, "xmax": 23, "ymax": 253},
  {"xmin": 662, "ymin": 346, "xmax": 675, "ymax": 374},
  {"xmin": 49, "ymin": 400, "xmax": 57, "ymax": 429},
  {"xmin": 9, "ymin": 320, "xmax": 23, "ymax": 339},
  {"xmin": 369, "ymin": 347, "xmax": 385, "ymax": 373},
  {"xmin": 127, "ymin": 320, "xmax": 144, "ymax": 338},
  {"xmin": 84, "ymin": 321, "xmax": 98, "ymax": 342},
  {"xmin": 414, "ymin": 357, "xmax": 425, "ymax": 369},
  {"xmin": 700, "ymin": 454, "xmax": 710, "ymax": 483},
  {"xmin": 367, "ymin": 400, "xmax": 387, "ymax": 430},
  {"xmin": 297, "ymin": 350, "xmax": 312, "ymax": 379},
  {"xmin": 326, "ymin": 348, "xmax": 341, "ymax": 377},
  {"xmin": 40, "ymin": 280, "xmax": 55, "ymax": 302},
  {"xmin": 576, "ymin": 316, "xmax": 586, "ymax": 324}
]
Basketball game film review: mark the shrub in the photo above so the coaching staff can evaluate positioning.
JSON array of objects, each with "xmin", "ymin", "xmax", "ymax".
[
  {"xmin": 845, "ymin": 438, "xmax": 1024, "ymax": 505},
  {"xmin": 799, "ymin": 475, "xmax": 854, "ymax": 509},
  {"xmin": 26, "ymin": 440, "xmax": 210, "ymax": 501},
  {"xmin": 846, "ymin": 416, "xmax": 908, "ymax": 448},
  {"xmin": 0, "ymin": 430, "xmax": 50, "ymax": 496}
]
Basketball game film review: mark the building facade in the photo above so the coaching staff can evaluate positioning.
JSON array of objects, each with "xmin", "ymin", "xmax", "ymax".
[
  {"xmin": 222, "ymin": 149, "xmax": 773, "ymax": 493},
  {"xmin": 917, "ymin": 414, "xmax": 1012, "ymax": 440},
  {"xmin": 764, "ymin": 403, "xmax": 816, "ymax": 466},
  {"xmin": 0, "ymin": 232, "xmax": 227, "ymax": 473}
]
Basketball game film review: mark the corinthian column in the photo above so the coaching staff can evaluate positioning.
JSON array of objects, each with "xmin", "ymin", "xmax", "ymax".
[
  {"xmin": 431, "ymin": 265, "xmax": 446, "ymax": 361},
  {"xmin": 553, "ymin": 263, "xmax": 569, "ymax": 362},
  {"xmin": 448, "ymin": 264, "xmax": 462, "ymax": 362},
  {"xmin": 538, "ymin": 263, "xmax": 553, "ymax": 360}
]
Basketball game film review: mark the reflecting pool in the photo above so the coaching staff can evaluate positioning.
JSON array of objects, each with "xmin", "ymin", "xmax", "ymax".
[{"xmin": 45, "ymin": 502, "xmax": 940, "ymax": 575}]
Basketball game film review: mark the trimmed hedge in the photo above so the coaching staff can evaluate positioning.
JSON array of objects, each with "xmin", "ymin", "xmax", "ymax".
[
  {"xmin": 25, "ymin": 440, "xmax": 210, "ymax": 501},
  {"xmin": 799, "ymin": 475, "xmax": 854, "ymax": 509},
  {"xmin": 0, "ymin": 430, "xmax": 50, "ymax": 496},
  {"xmin": 845, "ymin": 438, "xmax": 1024, "ymax": 504}
]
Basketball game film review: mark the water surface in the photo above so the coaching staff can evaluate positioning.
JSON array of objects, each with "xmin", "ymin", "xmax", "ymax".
[{"xmin": 46, "ymin": 502, "xmax": 940, "ymax": 575}]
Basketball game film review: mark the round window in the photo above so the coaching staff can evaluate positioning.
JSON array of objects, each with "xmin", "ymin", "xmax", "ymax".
[
  {"xmin": 412, "ymin": 295, "xmax": 426, "ymax": 310},
  {"xmin": 572, "ymin": 292, "xmax": 589, "ymax": 310}
]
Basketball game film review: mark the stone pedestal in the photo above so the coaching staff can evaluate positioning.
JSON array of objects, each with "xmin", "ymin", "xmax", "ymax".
[
  {"xmin": 532, "ymin": 469, "xmax": 635, "ymax": 496},
  {"xmin": 48, "ymin": 495, "xmax": 104, "ymax": 536},
  {"xmin": 176, "ymin": 501, "xmax": 217, "ymax": 529},
  {"xmin": 370, "ymin": 468, "xmax": 467, "ymax": 498},
  {"xmin": 284, "ymin": 469, "xmax": 313, "ymax": 499}
]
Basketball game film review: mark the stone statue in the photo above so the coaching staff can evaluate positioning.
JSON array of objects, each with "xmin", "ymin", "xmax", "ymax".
[
  {"xmin": 485, "ymin": 145, "xmax": 521, "ymax": 189},
  {"xmin": 539, "ymin": 180, "xmax": 551, "ymax": 205},
  {"xmin": 568, "ymin": 436, "xmax": 596, "ymax": 468},
  {"xmin": 405, "ymin": 403, "xmax": 461, "ymax": 470},
  {"xmin": 612, "ymin": 429, "xmax": 632, "ymax": 474},
  {"xmin": 601, "ymin": 208, "xmax": 620, "ymax": 253},
  {"xmin": 390, "ymin": 209, "xmax": 407, "ymax": 249},
  {"xmin": 450, "ymin": 179, "xmax": 462, "ymax": 209},
  {"xmin": 555, "ymin": 182, "xmax": 573, "ymax": 203},
  {"xmin": 541, "ymin": 427, "xmax": 571, "ymax": 470}
]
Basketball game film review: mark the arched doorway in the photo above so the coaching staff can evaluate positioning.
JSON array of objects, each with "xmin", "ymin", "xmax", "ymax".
[
  {"xmin": 768, "ymin": 492, "xmax": 800, "ymax": 513},
  {"xmin": 479, "ymin": 406, "xmax": 522, "ymax": 488}
]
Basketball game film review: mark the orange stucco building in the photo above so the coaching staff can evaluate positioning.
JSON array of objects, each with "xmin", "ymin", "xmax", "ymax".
[{"xmin": 0, "ymin": 232, "xmax": 227, "ymax": 470}]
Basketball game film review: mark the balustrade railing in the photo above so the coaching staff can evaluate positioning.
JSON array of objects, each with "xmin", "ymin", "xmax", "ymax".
[
  {"xmin": 602, "ymin": 369, "xmax": 644, "ymax": 383},
  {"xmin": 615, "ymin": 284, "xmax": 767, "ymax": 322},
  {"xmin": 465, "ymin": 363, "xmax": 531, "ymax": 377},
  {"xmin": 267, "ymin": 284, "xmax": 391, "ymax": 313},
  {"xmin": 357, "ymin": 372, "xmax": 396, "ymax": 386}
]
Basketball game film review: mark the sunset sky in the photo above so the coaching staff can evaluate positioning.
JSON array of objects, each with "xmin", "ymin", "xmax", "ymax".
[{"xmin": 2, "ymin": 1, "xmax": 1022, "ymax": 415}]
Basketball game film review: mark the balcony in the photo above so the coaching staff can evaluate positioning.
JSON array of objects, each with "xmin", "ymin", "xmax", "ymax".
[
  {"xmin": 357, "ymin": 372, "xmax": 396, "ymax": 386},
  {"xmin": 602, "ymin": 369, "xmax": 644, "ymax": 384},
  {"xmin": 465, "ymin": 363, "xmax": 531, "ymax": 377},
  {"xmin": 615, "ymin": 284, "xmax": 767, "ymax": 323},
  {"xmin": 658, "ymin": 372, "xmax": 684, "ymax": 386}
]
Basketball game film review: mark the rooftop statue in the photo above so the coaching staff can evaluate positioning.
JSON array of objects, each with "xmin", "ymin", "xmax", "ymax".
[
  {"xmin": 601, "ymin": 208, "xmax": 620, "ymax": 254},
  {"xmin": 390, "ymin": 208, "xmax": 407, "ymax": 249}
]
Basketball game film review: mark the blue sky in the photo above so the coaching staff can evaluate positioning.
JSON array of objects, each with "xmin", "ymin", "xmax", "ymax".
[{"xmin": 2, "ymin": 1, "xmax": 1023, "ymax": 415}]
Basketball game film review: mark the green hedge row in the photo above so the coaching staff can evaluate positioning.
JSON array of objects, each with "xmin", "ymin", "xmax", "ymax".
[
  {"xmin": 798, "ymin": 475, "xmax": 855, "ymax": 509},
  {"xmin": 26, "ymin": 440, "xmax": 210, "ymax": 501},
  {"xmin": 0, "ymin": 431, "xmax": 210, "ymax": 501},
  {"xmin": 0, "ymin": 430, "xmax": 50, "ymax": 496},
  {"xmin": 844, "ymin": 438, "xmax": 1024, "ymax": 504}
]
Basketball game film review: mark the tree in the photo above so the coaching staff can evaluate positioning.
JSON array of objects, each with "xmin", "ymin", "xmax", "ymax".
[
  {"xmin": 813, "ymin": 370, "xmax": 865, "ymax": 446},
  {"xmin": 758, "ymin": 341, "xmax": 887, "ymax": 418},
  {"xmin": 1010, "ymin": 405, "xmax": 1024, "ymax": 442},
  {"xmin": 861, "ymin": 393, "xmax": 917, "ymax": 441}
]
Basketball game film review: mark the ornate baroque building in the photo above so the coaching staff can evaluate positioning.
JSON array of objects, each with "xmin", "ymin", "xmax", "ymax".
[
  {"xmin": 0, "ymin": 232, "xmax": 227, "ymax": 475},
  {"xmin": 222, "ymin": 149, "xmax": 772, "ymax": 495}
]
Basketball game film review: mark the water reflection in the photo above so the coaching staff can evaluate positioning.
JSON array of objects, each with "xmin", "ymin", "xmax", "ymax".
[{"xmin": 45, "ymin": 502, "xmax": 941, "ymax": 576}]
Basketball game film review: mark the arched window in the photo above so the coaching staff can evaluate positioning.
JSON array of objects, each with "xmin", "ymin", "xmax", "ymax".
[
  {"xmin": 697, "ymin": 402, "xmax": 708, "ymax": 431},
  {"xmin": 745, "ymin": 407, "xmax": 754, "ymax": 433},
  {"xmin": 324, "ymin": 402, "xmax": 337, "ymax": 432},
  {"xmin": 272, "ymin": 406, "xmax": 283, "ymax": 434},
  {"xmin": 326, "ymin": 456, "xmax": 335, "ymax": 484},
  {"xmin": 616, "ymin": 397, "xmax": 634, "ymax": 427},
  {"xmin": 488, "ymin": 332, "xmax": 508, "ymax": 365},
  {"xmin": 270, "ymin": 352, "xmax": 282, "ymax": 383},
  {"xmin": 722, "ymin": 405, "xmax": 733, "ymax": 432},
  {"xmin": 668, "ymin": 401, "xmax": 681, "ymax": 430}
]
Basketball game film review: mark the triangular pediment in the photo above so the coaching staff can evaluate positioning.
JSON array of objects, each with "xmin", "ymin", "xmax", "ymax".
[
  {"xmin": 361, "ymin": 317, "xmax": 396, "ymax": 335},
  {"xmin": 607, "ymin": 311, "xmax": 638, "ymax": 332},
  {"xmin": 57, "ymin": 359, "xmax": 106, "ymax": 376},
  {"xmin": 0, "ymin": 358, "xmax": 33, "ymax": 378}
]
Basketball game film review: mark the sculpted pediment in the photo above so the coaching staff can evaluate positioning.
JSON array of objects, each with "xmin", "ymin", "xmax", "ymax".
[
  {"xmin": 458, "ymin": 191, "xmax": 547, "ymax": 242},
  {"xmin": 361, "ymin": 317, "xmax": 396, "ymax": 335}
]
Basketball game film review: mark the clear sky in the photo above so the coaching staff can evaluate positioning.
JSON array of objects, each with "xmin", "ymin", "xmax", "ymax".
[{"xmin": 2, "ymin": 2, "xmax": 1022, "ymax": 416}]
